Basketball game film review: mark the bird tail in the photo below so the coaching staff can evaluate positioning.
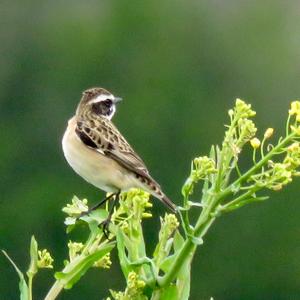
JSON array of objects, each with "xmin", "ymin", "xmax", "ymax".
[{"xmin": 140, "ymin": 174, "xmax": 177, "ymax": 213}]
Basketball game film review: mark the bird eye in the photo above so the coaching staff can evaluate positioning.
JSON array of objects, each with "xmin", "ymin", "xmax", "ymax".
[
  {"xmin": 103, "ymin": 100, "xmax": 112, "ymax": 107},
  {"xmin": 91, "ymin": 99, "xmax": 113, "ymax": 116}
]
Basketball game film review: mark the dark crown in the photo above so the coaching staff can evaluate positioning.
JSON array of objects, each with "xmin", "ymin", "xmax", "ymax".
[{"xmin": 81, "ymin": 87, "xmax": 112, "ymax": 105}]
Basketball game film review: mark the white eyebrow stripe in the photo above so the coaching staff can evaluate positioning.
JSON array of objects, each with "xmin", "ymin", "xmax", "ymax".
[{"xmin": 90, "ymin": 94, "xmax": 114, "ymax": 103}]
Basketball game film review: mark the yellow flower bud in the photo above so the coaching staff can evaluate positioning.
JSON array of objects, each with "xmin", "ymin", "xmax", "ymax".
[
  {"xmin": 291, "ymin": 125, "xmax": 300, "ymax": 135},
  {"xmin": 264, "ymin": 128, "xmax": 274, "ymax": 139},
  {"xmin": 287, "ymin": 142, "xmax": 300, "ymax": 152},
  {"xmin": 137, "ymin": 280, "xmax": 146, "ymax": 288},
  {"xmin": 250, "ymin": 138, "xmax": 261, "ymax": 149},
  {"xmin": 142, "ymin": 212, "xmax": 152, "ymax": 218},
  {"xmin": 272, "ymin": 184, "xmax": 283, "ymax": 191},
  {"xmin": 289, "ymin": 101, "xmax": 300, "ymax": 116}
]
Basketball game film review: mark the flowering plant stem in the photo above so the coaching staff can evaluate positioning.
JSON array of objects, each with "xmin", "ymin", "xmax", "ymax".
[
  {"xmin": 4, "ymin": 99, "xmax": 300, "ymax": 300},
  {"xmin": 161, "ymin": 102, "xmax": 299, "ymax": 288}
]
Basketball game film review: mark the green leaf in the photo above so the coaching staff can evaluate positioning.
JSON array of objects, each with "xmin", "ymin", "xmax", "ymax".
[
  {"xmin": 80, "ymin": 209, "xmax": 108, "ymax": 225},
  {"xmin": 54, "ymin": 242, "xmax": 115, "ymax": 289},
  {"xmin": 160, "ymin": 231, "xmax": 184, "ymax": 273},
  {"xmin": 2, "ymin": 250, "xmax": 29, "ymax": 300},
  {"xmin": 209, "ymin": 145, "xmax": 216, "ymax": 161},
  {"xmin": 216, "ymin": 145, "xmax": 222, "ymax": 165},
  {"xmin": 156, "ymin": 284, "xmax": 179, "ymax": 300},
  {"xmin": 173, "ymin": 231, "xmax": 184, "ymax": 252},
  {"xmin": 160, "ymin": 254, "xmax": 176, "ymax": 273},
  {"xmin": 66, "ymin": 224, "xmax": 76, "ymax": 234},
  {"xmin": 27, "ymin": 236, "xmax": 38, "ymax": 277},
  {"xmin": 176, "ymin": 256, "xmax": 191, "ymax": 300},
  {"xmin": 222, "ymin": 196, "xmax": 269, "ymax": 213},
  {"xmin": 115, "ymin": 228, "xmax": 132, "ymax": 278}
]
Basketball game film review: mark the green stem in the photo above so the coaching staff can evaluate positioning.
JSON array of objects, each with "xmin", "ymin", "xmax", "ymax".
[
  {"xmin": 82, "ymin": 230, "xmax": 99, "ymax": 255},
  {"xmin": 44, "ymin": 281, "xmax": 64, "ymax": 300},
  {"xmin": 218, "ymin": 188, "xmax": 259, "ymax": 212},
  {"xmin": 159, "ymin": 133, "xmax": 295, "ymax": 288},
  {"xmin": 183, "ymin": 196, "xmax": 192, "ymax": 236},
  {"xmin": 159, "ymin": 195, "xmax": 216, "ymax": 287},
  {"xmin": 28, "ymin": 275, "xmax": 33, "ymax": 300},
  {"xmin": 286, "ymin": 114, "xmax": 291, "ymax": 136}
]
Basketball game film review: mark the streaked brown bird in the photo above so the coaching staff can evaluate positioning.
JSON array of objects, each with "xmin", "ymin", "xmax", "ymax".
[{"xmin": 62, "ymin": 87, "xmax": 176, "ymax": 223}]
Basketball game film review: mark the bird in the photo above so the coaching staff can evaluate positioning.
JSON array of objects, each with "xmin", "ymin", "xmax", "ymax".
[{"xmin": 62, "ymin": 87, "xmax": 177, "ymax": 224}]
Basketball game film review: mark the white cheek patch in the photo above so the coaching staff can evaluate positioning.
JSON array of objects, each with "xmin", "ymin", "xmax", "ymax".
[
  {"xmin": 91, "ymin": 94, "xmax": 114, "ymax": 104},
  {"xmin": 107, "ymin": 105, "xmax": 116, "ymax": 120}
]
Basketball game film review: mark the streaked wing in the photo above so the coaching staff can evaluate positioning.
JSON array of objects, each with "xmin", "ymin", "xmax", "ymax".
[{"xmin": 76, "ymin": 117, "xmax": 156, "ymax": 181}]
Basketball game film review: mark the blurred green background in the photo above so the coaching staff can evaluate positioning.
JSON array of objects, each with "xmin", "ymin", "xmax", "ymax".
[{"xmin": 1, "ymin": 0, "xmax": 300, "ymax": 299}]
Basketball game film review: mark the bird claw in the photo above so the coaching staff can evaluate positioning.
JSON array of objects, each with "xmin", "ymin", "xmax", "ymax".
[{"xmin": 100, "ymin": 218, "xmax": 111, "ymax": 240}]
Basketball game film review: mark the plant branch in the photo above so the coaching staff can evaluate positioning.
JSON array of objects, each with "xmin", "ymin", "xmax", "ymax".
[
  {"xmin": 218, "ymin": 132, "xmax": 295, "ymax": 201},
  {"xmin": 159, "ymin": 131, "xmax": 296, "ymax": 288}
]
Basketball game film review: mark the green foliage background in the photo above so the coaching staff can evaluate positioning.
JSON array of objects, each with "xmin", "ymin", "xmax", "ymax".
[{"xmin": 1, "ymin": 1, "xmax": 300, "ymax": 299}]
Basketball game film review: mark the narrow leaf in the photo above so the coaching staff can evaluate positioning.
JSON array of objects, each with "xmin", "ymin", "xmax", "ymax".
[
  {"xmin": 2, "ymin": 250, "xmax": 29, "ymax": 300},
  {"xmin": 27, "ymin": 236, "xmax": 38, "ymax": 277},
  {"xmin": 115, "ymin": 228, "xmax": 132, "ymax": 278},
  {"xmin": 54, "ymin": 243, "xmax": 115, "ymax": 289},
  {"xmin": 160, "ymin": 254, "xmax": 176, "ymax": 273},
  {"xmin": 173, "ymin": 231, "xmax": 184, "ymax": 252}
]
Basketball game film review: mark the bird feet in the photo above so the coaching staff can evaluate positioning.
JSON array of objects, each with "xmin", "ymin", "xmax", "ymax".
[
  {"xmin": 99, "ymin": 218, "xmax": 111, "ymax": 239},
  {"xmin": 78, "ymin": 191, "xmax": 120, "ymax": 239}
]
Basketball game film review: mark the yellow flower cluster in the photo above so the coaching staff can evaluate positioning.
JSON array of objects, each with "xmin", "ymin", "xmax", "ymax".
[
  {"xmin": 127, "ymin": 271, "xmax": 145, "ymax": 290},
  {"xmin": 68, "ymin": 241, "xmax": 84, "ymax": 261},
  {"xmin": 225, "ymin": 99, "xmax": 257, "ymax": 154},
  {"xmin": 192, "ymin": 156, "xmax": 217, "ymax": 181},
  {"xmin": 109, "ymin": 271, "xmax": 146, "ymax": 300},
  {"xmin": 250, "ymin": 128, "xmax": 274, "ymax": 150},
  {"xmin": 235, "ymin": 98, "xmax": 256, "ymax": 118},
  {"xmin": 237, "ymin": 118, "xmax": 257, "ymax": 143},
  {"xmin": 37, "ymin": 249, "xmax": 54, "ymax": 269},
  {"xmin": 118, "ymin": 189, "xmax": 153, "ymax": 223},
  {"xmin": 284, "ymin": 142, "xmax": 300, "ymax": 172},
  {"xmin": 251, "ymin": 160, "xmax": 293, "ymax": 191},
  {"xmin": 289, "ymin": 101, "xmax": 300, "ymax": 135},
  {"xmin": 164, "ymin": 213, "xmax": 180, "ymax": 233},
  {"xmin": 289, "ymin": 101, "xmax": 300, "ymax": 121},
  {"xmin": 94, "ymin": 253, "xmax": 112, "ymax": 269},
  {"xmin": 182, "ymin": 156, "xmax": 217, "ymax": 198},
  {"xmin": 62, "ymin": 196, "xmax": 88, "ymax": 217}
]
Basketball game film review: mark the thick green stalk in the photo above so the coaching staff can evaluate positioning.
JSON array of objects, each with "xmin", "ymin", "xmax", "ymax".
[
  {"xmin": 159, "ymin": 195, "xmax": 216, "ymax": 287},
  {"xmin": 44, "ymin": 281, "xmax": 64, "ymax": 300}
]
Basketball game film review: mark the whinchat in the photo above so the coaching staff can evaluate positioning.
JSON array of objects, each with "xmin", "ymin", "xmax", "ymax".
[{"xmin": 62, "ymin": 87, "xmax": 176, "ymax": 214}]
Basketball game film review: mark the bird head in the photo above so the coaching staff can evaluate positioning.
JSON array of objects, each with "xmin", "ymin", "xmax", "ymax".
[{"xmin": 76, "ymin": 87, "xmax": 122, "ymax": 120}]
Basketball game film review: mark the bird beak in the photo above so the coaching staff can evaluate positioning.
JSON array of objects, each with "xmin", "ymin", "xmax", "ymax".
[{"xmin": 114, "ymin": 97, "xmax": 123, "ymax": 104}]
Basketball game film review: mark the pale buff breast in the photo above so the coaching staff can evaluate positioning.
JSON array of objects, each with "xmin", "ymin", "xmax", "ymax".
[{"xmin": 62, "ymin": 116, "xmax": 137, "ymax": 193}]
